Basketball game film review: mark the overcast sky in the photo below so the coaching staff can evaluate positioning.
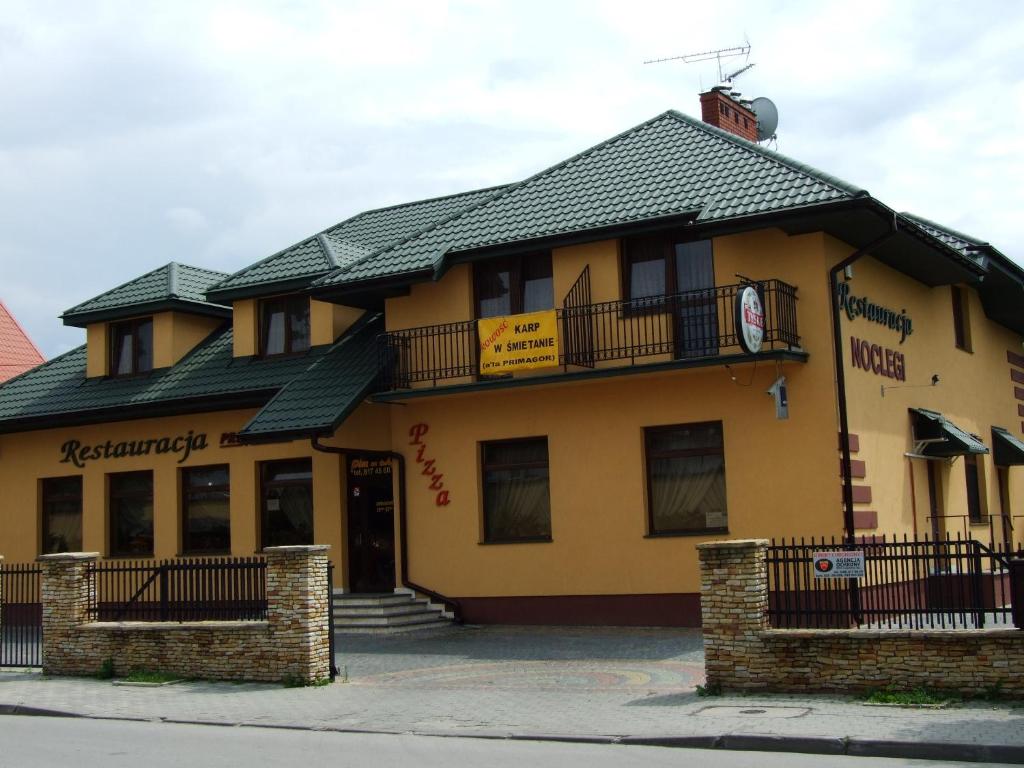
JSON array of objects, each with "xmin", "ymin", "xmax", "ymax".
[{"xmin": 3, "ymin": 0, "xmax": 1022, "ymax": 357}]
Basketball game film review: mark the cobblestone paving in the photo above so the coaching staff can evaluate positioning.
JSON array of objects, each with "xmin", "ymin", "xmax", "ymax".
[{"xmin": 1, "ymin": 625, "xmax": 1022, "ymax": 751}]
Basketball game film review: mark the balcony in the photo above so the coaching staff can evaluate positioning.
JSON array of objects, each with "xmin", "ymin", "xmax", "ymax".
[{"xmin": 377, "ymin": 277, "xmax": 800, "ymax": 392}]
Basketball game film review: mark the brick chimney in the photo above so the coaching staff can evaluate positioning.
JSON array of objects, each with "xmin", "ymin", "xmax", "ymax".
[{"xmin": 700, "ymin": 86, "xmax": 758, "ymax": 142}]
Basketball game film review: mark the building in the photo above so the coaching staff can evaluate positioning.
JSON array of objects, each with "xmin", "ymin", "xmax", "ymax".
[
  {"xmin": 1, "ymin": 89, "xmax": 1022, "ymax": 626},
  {"xmin": 0, "ymin": 300, "xmax": 44, "ymax": 383}
]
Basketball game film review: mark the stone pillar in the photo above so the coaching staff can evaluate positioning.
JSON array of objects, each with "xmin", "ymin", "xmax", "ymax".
[
  {"xmin": 697, "ymin": 539, "xmax": 769, "ymax": 691},
  {"xmin": 264, "ymin": 545, "xmax": 331, "ymax": 684},
  {"xmin": 38, "ymin": 552, "xmax": 99, "ymax": 676}
]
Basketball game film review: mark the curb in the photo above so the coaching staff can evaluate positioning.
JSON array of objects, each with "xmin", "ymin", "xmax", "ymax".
[{"xmin": 2, "ymin": 705, "xmax": 1023, "ymax": 764}]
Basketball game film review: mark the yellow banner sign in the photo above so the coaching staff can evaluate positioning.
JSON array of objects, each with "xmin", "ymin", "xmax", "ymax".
[{"xmin": 478, "ymin": 310, "xmax": 560, "ymax": 374}]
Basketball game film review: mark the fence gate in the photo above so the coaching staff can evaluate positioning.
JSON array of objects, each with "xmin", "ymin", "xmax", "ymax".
[{"xmin": 0, "ymin": 562, "xmax": 42, "ymax": 668}]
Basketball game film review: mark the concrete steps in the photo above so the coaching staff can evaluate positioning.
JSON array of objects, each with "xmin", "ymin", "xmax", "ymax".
[{"xmin": 332, "ymin": 590, "xmax": 453, "ymax": 634}]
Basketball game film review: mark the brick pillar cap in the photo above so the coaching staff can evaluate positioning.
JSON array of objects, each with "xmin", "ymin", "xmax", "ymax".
[
  {"xmin": 262, "ymin": 545, "xmax": 330, "ymax": 554},
  {"xmin": 696, "ymin": 539, "xmax": 769, "ymax": 551},
  {"xmin": 36, "ymin": 552, "xmax": 100, "ymax": 562}
]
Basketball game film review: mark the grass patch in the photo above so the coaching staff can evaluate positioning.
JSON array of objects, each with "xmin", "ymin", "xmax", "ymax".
[
  {"xmin": 121, "ymin": 670, "xmax": 183, "ymax": 684},
  {"xmin": 696, "ymin": 682, "xmax": 722, "ymax": 697},
  {"xmin": 96, "ymin": 658, "xmax": 115, "ymax": 680},
  {"xmin": 282, "ymin": 676, "xmax": 332, "ymax": 688},
  {"xmin": 864, "ymin": 687, "xmax": 957, "ymax": 706}
]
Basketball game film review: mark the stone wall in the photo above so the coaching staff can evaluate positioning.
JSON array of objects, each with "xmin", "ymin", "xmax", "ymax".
[
  {"xmin": 38, "ymin": 545, "xmax": 331, "ymax": 684},
  {"xmin": 698, "ymin": 539, "xmax": 1024, "ymax": 697}
]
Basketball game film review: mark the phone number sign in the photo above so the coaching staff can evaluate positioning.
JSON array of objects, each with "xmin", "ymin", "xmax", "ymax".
[{"xmin": 812, "ymin": 551, "xmax": 865, "ymax": 579}]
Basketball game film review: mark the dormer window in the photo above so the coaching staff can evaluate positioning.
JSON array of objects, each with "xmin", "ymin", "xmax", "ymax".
[
  {"xmin": 109, "ymin": 317, "xmax": 153, "ymax": 376},
  {"xmin": 260, "ymin": 295, "xmax": 310, "ymax": 356}
]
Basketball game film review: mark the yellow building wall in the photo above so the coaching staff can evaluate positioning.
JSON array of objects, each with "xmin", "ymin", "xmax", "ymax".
[
  {"xmin": 0, "ymin": 402, "xmax": 393, "ymax": 589},
  {"xmin": 310, "ymin": 300, "xmax": 364, "ymax": 346},
  {"xmin": 85, "ymin": 323, "xmax": 108, "ymax": 378},
  {"xmin": 386, "ymin": 227, "xmax": 844, "ymax": 599},
  {"xmin": 837, "ymin": 248, "xmax": 1024, "ymax": 546},
  {"xmin": 233, "ymin": 299, "xmax": 258, "ymax": 357},
  {"xmin": 153, "ymin": 312, "xmax": 224, "ymax": 368}
]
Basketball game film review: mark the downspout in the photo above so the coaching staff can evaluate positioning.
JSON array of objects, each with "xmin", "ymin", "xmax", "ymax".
[
  {"xmin": 831, "ymin": 218, "xmax": 900, "ymax": 543},
  {"xmin": 310, "ymin": 437, "xmax": 462, "ymax": 623}
]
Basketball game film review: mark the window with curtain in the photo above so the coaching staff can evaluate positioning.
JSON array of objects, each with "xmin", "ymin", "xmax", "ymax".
[
  {"xmin": 182, "ymin": 465, "xmax": 231, "ymax": 554},
  {"xmin": 481, "ymin": 438, "xmax": 551, "ymax": 543},
  {"xmin": 645, "ymin": 422, "xmax": 727, "ymax": 535},
  {"xmin": 42, "ymin": 476, "xmax": 82, "ymax": 554},
  {"xmin": 109, "ymin": 471, "xmax": 154, "ymax": 556},
  {"xmin": 474, "ymin": 253, "xmax": 553, "ymax": 318},
  {"xmin": 109, "ymin": 317, "xmax": 153, "ymax": 376},
  {"xmin": 261, "ymin": 459, "xmax": 313, "ymax": 547},
  {"xmin": 260, "ymin": 295, "xmax": 310, "ymax": 356}
]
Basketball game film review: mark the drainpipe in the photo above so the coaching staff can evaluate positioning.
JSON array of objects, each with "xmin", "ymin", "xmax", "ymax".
[
  {"xmin": 831, "ymin": 218, "xmax": 900, "ymax": 543},
  {"xmin": 310, "ymin": 437, "xmax": 462, "ymax": 623}
]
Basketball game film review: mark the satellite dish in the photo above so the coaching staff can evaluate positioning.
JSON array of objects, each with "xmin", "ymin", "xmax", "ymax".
[{"xmin": 751, "ymin": 97, "xmax": 779, "ymax": 142}]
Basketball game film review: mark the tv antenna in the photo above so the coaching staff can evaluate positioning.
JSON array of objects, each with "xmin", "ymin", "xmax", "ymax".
[{"xmin": 644, "ymin": 44, "xmax": 751, "ymax": 84}]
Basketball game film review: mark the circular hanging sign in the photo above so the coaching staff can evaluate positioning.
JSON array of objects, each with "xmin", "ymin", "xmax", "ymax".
[{"xmin": 736, "ymin": 285, "xmax": 765, "ymax": 354}]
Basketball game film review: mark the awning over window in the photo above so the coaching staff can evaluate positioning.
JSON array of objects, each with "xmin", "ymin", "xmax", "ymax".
[
  {"xmin": 909, "ymin": 408, "xmax": 989, "ymax": 458},
  {"xmin": 992, "ymin": 426, "xmax": 1024, "ymax": 466}
]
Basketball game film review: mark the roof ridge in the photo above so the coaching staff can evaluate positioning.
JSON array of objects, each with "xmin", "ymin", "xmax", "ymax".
[
  {"xmin": 665, "ymin": 111, "xmax": 867, "ymax": 198},
  {"xmin": 324, "ymin": 110, "xmax": 684, "ymax": 282},
  {"xmin": 177, "ymin": 263, "xmax": 232, "ymax": 278},
  {"xmin": 167, "ymin": 262, "xmax": 179, "ymax": 298},
  {"xmin": 212, "ymin": 184, "xmax": 516, "ymax": 294},
  {"xmin": 0, "ymin": 300, "xmax": 45, "ymax": 361},
  {"xmin": 316, "ymin": 233, "xmax": 342, "ymax": 268}
]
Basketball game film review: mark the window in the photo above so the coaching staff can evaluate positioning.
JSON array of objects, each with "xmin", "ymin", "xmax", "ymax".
[
  {"xmin": 952, "ymin": 286, "xmax": 970, "ymax": 351},
  {"xmin": 645, "ymin": 422, "xmax": 727, "ymax": 535},
  {"xmin": 965, "ymin": 455, "xmax": 984, "ymax": 524},
  {"xmin": 260, "ymin": 295, "xmax": 310, "ymax": 356},
  {"xmin": 41, "ymin": 476, "xmax": 82, "ymax": 554},
  {"xmin": 481, "ymin": 438, "xmax": 551, "ymax": 543},
  {"xmin": 109, "ymin": 317, "xmax": 153, "ymax": 376},
  {"xmin": 474, "ymin": 253, "xmax": 553, "ymax": 319},
  {"xmin": 109, "ymin": 471, "xmax": 154, "ymax": 556},
  {"xmin": 182, "ymin": 465, "xmax": 230, "ymax": 554},
  {"xmin": 260, "ymin": 459, "xmax": 313, "ymax": 547}
]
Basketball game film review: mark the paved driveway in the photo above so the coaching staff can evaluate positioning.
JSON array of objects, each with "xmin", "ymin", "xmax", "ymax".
[{"xmin": 335, "ymin": 625, "xmax": 706, "ymax": 694}]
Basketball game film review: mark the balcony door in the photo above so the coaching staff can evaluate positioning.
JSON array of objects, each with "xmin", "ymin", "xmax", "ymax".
[{"xmin": 673, "ymin": 240, "xmax": 718, "ymax": 358}]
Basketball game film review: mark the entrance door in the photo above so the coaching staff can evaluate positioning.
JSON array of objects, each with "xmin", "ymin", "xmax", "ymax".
[
  {"xmin": 673, "ymin": 240, "xmax": 719, "ymax": 358},
  {"xmin": 346, "ymin": 455, "xmax": 396, "ymax": 593}
]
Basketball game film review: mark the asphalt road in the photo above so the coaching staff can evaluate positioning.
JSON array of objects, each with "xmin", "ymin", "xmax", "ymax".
[{"xmin": 0, "ymin": 716, "xmax": 1017, "ymax": 768}]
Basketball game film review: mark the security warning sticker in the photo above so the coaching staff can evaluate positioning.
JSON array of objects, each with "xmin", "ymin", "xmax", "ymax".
[{"xmin": 812, "ymin": 550, "xmax": 865, "ymax": 579}]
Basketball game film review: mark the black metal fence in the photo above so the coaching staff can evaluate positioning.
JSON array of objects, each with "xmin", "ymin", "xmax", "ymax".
[
  {"xmin": 88, "ymin": 556, "xmax": 267, "ymax": 622},
  {"xmin": 767, "ymin": 534, "xmax": 1024, "ymax": 630},
  {"xmin": 379, "ymin": 279, "xmax": 800, "ymax": 389},
  {"xmin": 0, "ymin": 562, "xmax": 42, "ymax": 667}
]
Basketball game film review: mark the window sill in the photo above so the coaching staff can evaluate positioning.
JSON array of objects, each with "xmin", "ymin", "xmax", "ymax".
[
  {"xmin": 478, "ymin": 537, "xmax": 553, "ymax": 546},
  {"xmin": 644, "ymin": 528, "xmax": 729, "ymax": 539}
]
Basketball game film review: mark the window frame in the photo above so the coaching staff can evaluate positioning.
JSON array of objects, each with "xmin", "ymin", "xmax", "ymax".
[
  {"xmin": 480, "ymin": 436, "xmax": 552, "ymax": 544},
  {"xmin": 951, "ymin": 285, "xmax": 971, "ymax": 352},
  {"xmin": 620, "ymin": 234, "xmax": 715, "ymax": 312},
  {"xmin": 41, "ymin": 475, "xmax": 83, "ymax": 554},
  {"xmin": 180, "ymin": 464, "xmax": 231, "ymax": 555},
  {"xmin": 259, "ymin": 458, "xmax": 314, "ymax": 549},
  {"xmin": 108, "ymin": 316, "xmax": 154, "ymax": 377},
  {"xmin": 644, "ymin": 421, "xmax": 729, "ymax": 537},
  {"xmin": 259, "ymin": 294, "xmax": 311, "ymax": 357},
  {"xmin": 472, "ymin": 252, "xmax": 553, "ymax": 319},
  {"xmin": 108, "ymin": 470, "xmax": 154, "ymax": 558}
]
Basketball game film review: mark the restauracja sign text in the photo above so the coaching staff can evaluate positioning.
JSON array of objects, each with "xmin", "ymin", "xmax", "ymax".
[{"xmin": 59, "ymin": 430, "xmax": 209, "ymax": 468}]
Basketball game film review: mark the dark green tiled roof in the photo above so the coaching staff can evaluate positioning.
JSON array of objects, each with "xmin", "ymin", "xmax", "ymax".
[
  {"xmin": 0, "ymin": 323, "xmax": 335, "ymax": 432},
  {"xmin": 207, "ymin": 185, "xmax": 508, "ymax": 300},
  {"xmin": 899, "ymin": 213, "xmax": 987, "ymax": 256},
  {"xmin": 317, "ymin": 110, "xmax": 865, "ymax": 288},
  {"xmin": 239, "ymin": 314, "xmax": 382, "ymax": 440},
  {"xmin": 62, "ymin": 263, "xmax": 230, "ymax": 327}
]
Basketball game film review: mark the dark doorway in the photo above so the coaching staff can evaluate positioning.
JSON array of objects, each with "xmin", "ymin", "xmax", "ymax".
[{"xmin": 346, "ymin": 455, "xmax": 396, "ymax": 593}]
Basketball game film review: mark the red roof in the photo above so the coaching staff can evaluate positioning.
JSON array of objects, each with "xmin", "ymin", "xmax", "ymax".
[{"xmin": 0, "ymin": 300, "xmax": 45, "ymax": 383}]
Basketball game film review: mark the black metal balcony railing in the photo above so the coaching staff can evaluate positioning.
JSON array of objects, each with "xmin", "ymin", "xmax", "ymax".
[{"xmin": 378, "ymin": 279, "xmax": 799, "ymax": 390}]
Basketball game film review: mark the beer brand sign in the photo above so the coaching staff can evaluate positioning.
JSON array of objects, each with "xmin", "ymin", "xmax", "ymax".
[
  {"xmin": 735, "ymin": 285, "xmax": 765, "ymax": 354},
  {"xmin": 477, "ymin": 310, "xmax": 559, "ymax": 374},
  {"xmin": 60, "ymin": 430, "xmax": 209, "ymax": 468}
]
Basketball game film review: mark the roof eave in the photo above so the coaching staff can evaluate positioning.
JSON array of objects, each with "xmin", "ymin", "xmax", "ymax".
[{"xmin": 61, "ymin": 299, "xmax": 232, "ymax": 328}]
